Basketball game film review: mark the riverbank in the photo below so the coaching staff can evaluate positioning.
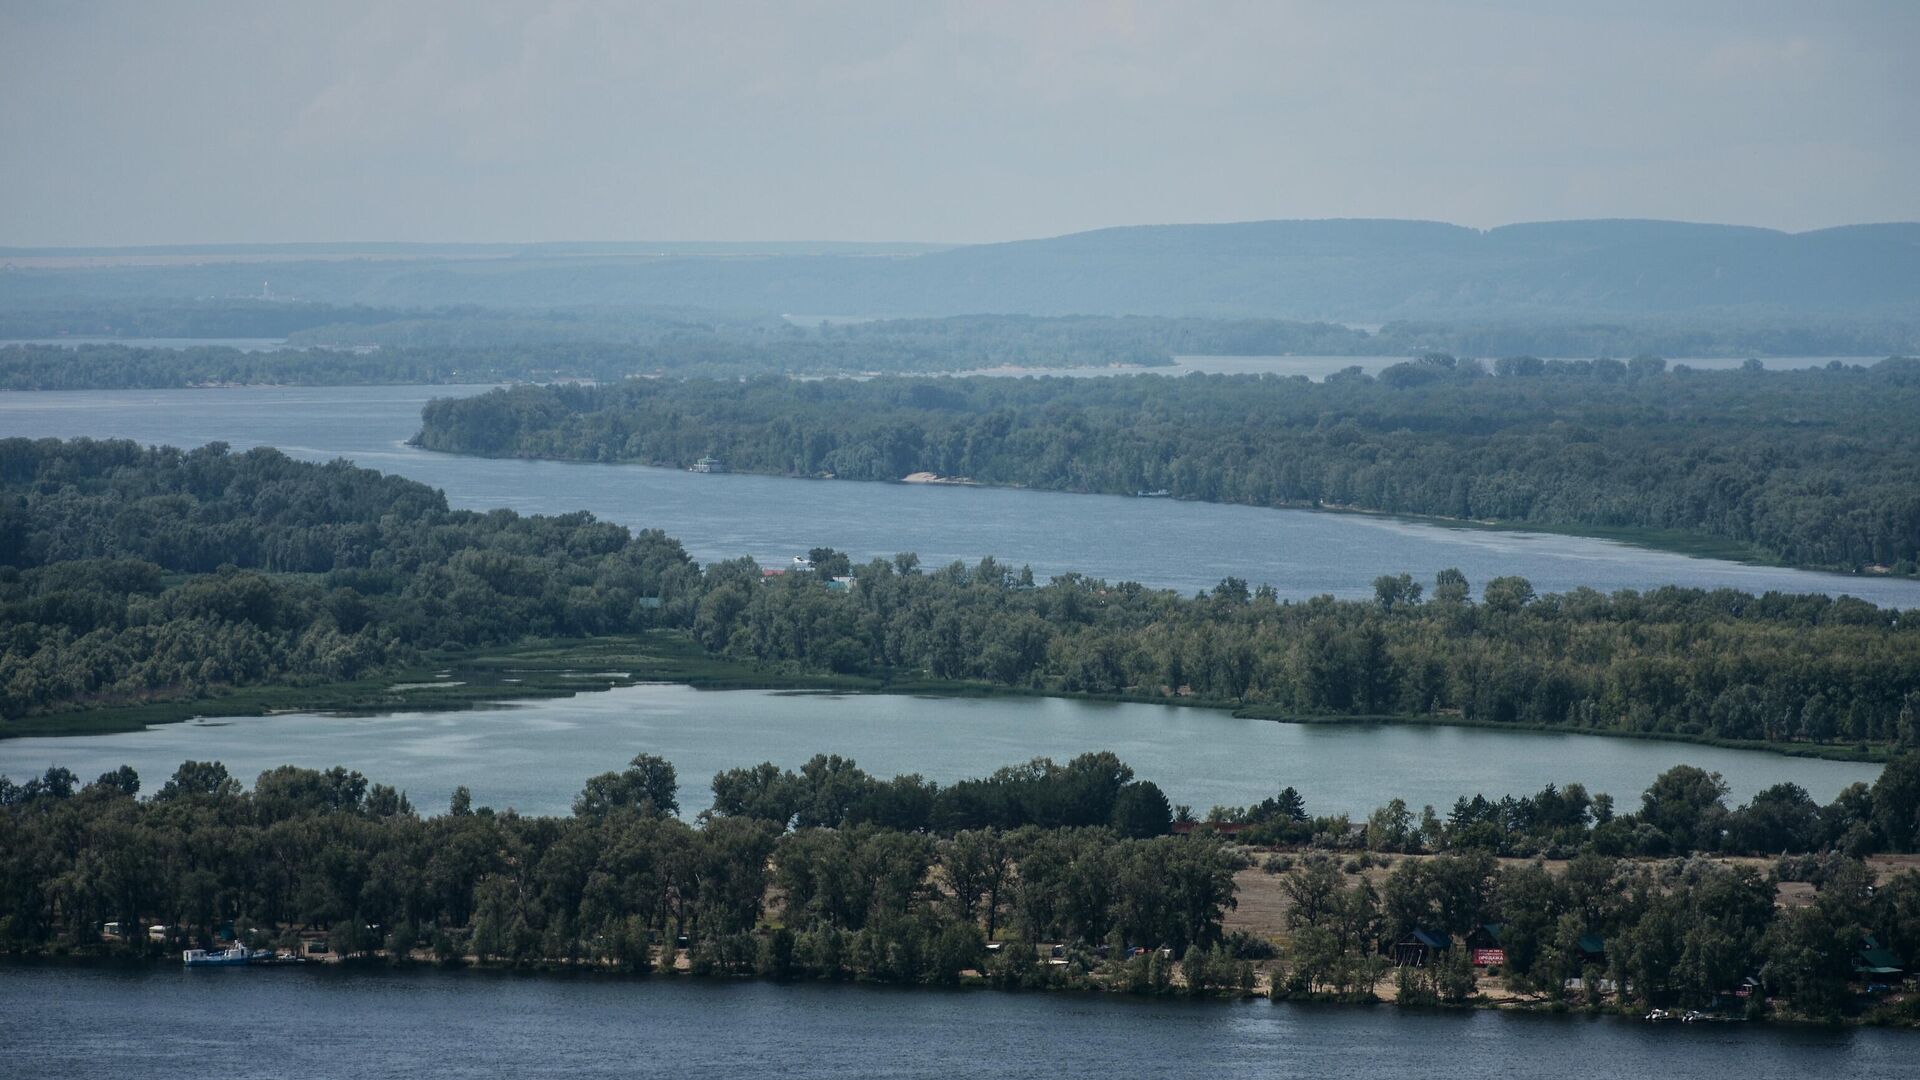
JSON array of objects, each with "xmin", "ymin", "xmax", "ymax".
[
  {"xmin": 407, "ymin": 442, "xmax": 1911, "ymax": 583},
  {"xmin": 0, "ymin": 633, "xmax": 914, "ymax": 740},
  {"xmin": 6, "ymin": 947, "xmax": 1913, "ymax": 1031},
  {"xmin": 4, "ymin": 632, "xmax": 1896, "ymax": 768},
  {"xmin": 9, "ymin": 964, "xmax": 1909, "ymax": 1080}
]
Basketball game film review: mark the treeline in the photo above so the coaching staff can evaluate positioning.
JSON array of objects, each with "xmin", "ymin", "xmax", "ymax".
[
  {"xmin": 1369, "ymin": 316, "xmax": 1920, "ymax": 361},
  {"xmin": 7, "ymin": 441, "xmax": 1920, "ymax": 751},
  {"xmin": 0, "ymin": 753, "xmax": 1241, "ymax": 989},
  {"xmin": 1213, "ymin": 755, "xmax": 1920, "ymax": 862},
  {"xmin": 0, "ymin": 322, "xmax": 1177, "ymax": 391},
  {"xmin": 20, "ymin": 291, "xmax": 1918, "ymax": 359},
  {"xmin": 0, "ymin": 298, "xmax": 781, "ymax": 345},
  {"xmin": 15, "ymin": 304, "xmax": 1919, "ymax": 392},
  {"xmin": 0, "ymin": 438, "xmax": 701, "ymax": 720},
  {"xmin": 8, "ymin": 751, "xmax": 1920, "ymax": 1017},
  {"xmin": 708, "ymin": 556, "xmax": 1920, "ymax": 748},
  {"xmin": 0, "ymin": 300, "xmax": 403, "ymax": 340},
  {"xmin": 0, "ymin": 344, "xmax": 501, "ymax": 389},
  {"xmin": 1261, "ymin": 845, "xmax": 1916, "ymax": 1018},
  {"xmin": 415, "ymin": 361, "xmax": 1920, "ymax": 572}
]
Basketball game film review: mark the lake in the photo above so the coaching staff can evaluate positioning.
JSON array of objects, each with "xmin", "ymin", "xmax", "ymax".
[
  {"xmin": 4, "ymin": 384, "xmax": 1916, "ymax": 606},
  {"xmin": 2, "ymin": 964, "xmax": 1909, "ymax": 1080},
  {"xmin": 0, "ymin": 685, "xmax": 1881, "ymax": 818}
]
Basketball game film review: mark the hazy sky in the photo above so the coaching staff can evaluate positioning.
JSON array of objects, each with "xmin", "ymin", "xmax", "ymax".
[{"xmin": 3, "ymin": 1, "xmax": 1915, "ymax": 246}]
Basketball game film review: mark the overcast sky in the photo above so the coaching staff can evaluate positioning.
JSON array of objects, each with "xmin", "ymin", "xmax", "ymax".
[{"xmin": 2, "ymin": 1, "xmax": 1915, "ymax": 246}]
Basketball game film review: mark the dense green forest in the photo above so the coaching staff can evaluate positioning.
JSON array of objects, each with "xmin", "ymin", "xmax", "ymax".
[
  {"xmin": 0, "ymin": 438, "xmax": 701, "ymax": 720},
  {"xmin": 8, "ymin": 750, "xmax": 1920, "ymax": 1018},
  {"xmin": 697, "ymin": 553, "xmax": 1920, "ymax": 749},
  {"xmin": 416, "ymin": 360, "xmax": 1920, "ymax": 574},
  {"xmin": 5, "ymin": 440, "xmax": 1920, "ymax": 750}
]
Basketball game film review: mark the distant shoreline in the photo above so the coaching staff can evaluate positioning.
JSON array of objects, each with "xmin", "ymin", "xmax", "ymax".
[
  {"xmin": 411, "ymin": 441, "xmax": 1917, "ymax": 585},
  {"xmin": 5, "ymin": 946, "xmax": 1914, "ymax": 1031},
  {"xmin": 3, "ymin": 633, "xmax": 1892, "ymax": 764}
]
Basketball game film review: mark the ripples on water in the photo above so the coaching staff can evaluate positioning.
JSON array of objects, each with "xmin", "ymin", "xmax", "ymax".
[{"xmin": 1, "ymin": 964, "xmax": 1906, "ymax": 1080}]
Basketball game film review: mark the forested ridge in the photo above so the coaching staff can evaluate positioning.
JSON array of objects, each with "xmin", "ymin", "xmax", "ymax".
[
  {"xmin": 10, "ymin": 750, "xmax": 1920, "ymax": 1018},
  {"xmin": 5, "ymin": 440, "xmax": 1919, "ymax": 755},
  {"xmin": 415, "ymin": 359, "xmax": 1920, "ymax": 573}
]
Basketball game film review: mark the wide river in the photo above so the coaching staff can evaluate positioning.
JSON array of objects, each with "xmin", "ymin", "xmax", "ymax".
[
  {"xmin": 0, "ymin": 685, "xmax": 1883, "ymax": 818},
  {"xmin": 2, "ymin": 380, "xmax": 1912, "ymax": 1070},
  {"xmin": 3, "ymin": 384, "xmax": 1916, "ymax": 606},
  {"xmin": 2, "ymin": 964, "xmax": 1910, "ymax": 1079}
]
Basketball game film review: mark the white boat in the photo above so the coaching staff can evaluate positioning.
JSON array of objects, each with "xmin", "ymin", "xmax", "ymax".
[{"xmin": 182, "ymin": 944, "xmax": 264, "ymax": 967}]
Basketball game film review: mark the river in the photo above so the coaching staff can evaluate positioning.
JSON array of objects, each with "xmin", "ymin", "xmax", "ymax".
[
  {"xmin": 966, "ymin": 353, "xmax": 1875, "ymax": 380},
  {"xmin": 0, "ymin": 685, "xmax": 1881, "ymax": 818},
  {"xmin": 3, "ymin": 384, "xmax": 1915, "ymax": 606},
  {"xmin": 1, "ymin": 379, "xmax": 1909, "ymax": 1070},
  {"xmin": 1, "ymin": 964, "xmax": 1908, "ymax": 1079}
]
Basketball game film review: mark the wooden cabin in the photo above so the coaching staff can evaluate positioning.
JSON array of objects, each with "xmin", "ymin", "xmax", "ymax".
[
  {"xmin": 1391, "ymin": 929, "xmax": 1451, "ymax": 968},
  {"xmin": 1465, "ymin": 923, "xmax": 1506, "ymax": 967}
]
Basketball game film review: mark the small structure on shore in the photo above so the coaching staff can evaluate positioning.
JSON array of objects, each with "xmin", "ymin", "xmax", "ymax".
[
  {"xmin": 1466, "ymin": 923, "xmax": 1506, "ymax": 967},
  {"xmin": 689, "ymin": 456, "xmax": 726, "ymax": 473},
  {"xmin": 1856, "ymin": 935, "xmax": 1904, "ymax": 979},
  {"xmin": 1391, "ymin": 929, "xmax": 1451, "ymax": 967}
]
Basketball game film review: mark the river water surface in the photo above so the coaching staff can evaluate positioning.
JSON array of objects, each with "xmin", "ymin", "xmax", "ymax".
[
  {"xmin": 3, "ymin": 381, "xmax": 1912, "ymax": 1071},
  {"xmin": 0, "ymin": 685, "xmax": 1882, "ymax": 818},
  {"xmin": 4, "ymin": 384, "xmax": 1915, "ymax": 605},
  {"xmin": 1, "ymin": 964, "xmax": 1908, "ymax": 1080}
]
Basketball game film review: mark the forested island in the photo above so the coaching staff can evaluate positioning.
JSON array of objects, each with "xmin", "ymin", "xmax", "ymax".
[
  {"xmin": 415, "ymin": 360, "xmax": 1920, "ymax": 575},
  {"xmin": 5, "ymin": 439, "xmax": 1918, "ymax": 758},
  {"xmin": 6, "ymin": 302, "xmax": 1919, "ymax": 390},
  {"xmin": 8, "ymin": 748, "xmax": 1920, "ymax": 1022}
]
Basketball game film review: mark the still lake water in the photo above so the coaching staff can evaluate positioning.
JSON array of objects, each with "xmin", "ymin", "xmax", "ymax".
[
  {"xmin": 3, "ymin": 384, "xmax": 1915, "ymax": 606},
  {"xmin": 0, "ymin": 685, "xmax": 1882, "ymax": 818},
  {"xmin": 2, "ymin": 964, "xmax": 1910, "ymax": 1080}
]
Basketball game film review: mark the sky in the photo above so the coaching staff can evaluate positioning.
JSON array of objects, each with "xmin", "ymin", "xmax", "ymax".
[{"xmin": 2, "ymin": 0, "xmax": 1916, "ymax": 246}]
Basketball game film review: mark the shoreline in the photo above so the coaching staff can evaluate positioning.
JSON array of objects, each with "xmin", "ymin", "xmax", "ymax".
[
  {"xmin": 405, "ymin": 443, "xmax": 1914, "ymax": 584},
  {"xmin": 3, "ymin": 952, "xmax": 1908, "ymax": 1031},
  {"xmin": 0, "ymin": 633, "xmax": 1893, "ymax": 765}
]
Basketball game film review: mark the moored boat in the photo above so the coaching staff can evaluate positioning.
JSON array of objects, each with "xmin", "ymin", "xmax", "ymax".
[{"xmin": 182, "ymin": 944, "xmax": 264, "ymax": 967}]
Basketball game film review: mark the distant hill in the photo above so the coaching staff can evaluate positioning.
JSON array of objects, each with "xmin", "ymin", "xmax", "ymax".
[{"xmin": 4, "ymin": 219, "xmax": 1917, "ymax": 321}]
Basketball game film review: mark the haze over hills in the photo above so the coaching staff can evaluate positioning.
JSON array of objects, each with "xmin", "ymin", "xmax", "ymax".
[{"xmin": 3, "ymin": 218, "xmax": 1917, "ymax": 323}]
